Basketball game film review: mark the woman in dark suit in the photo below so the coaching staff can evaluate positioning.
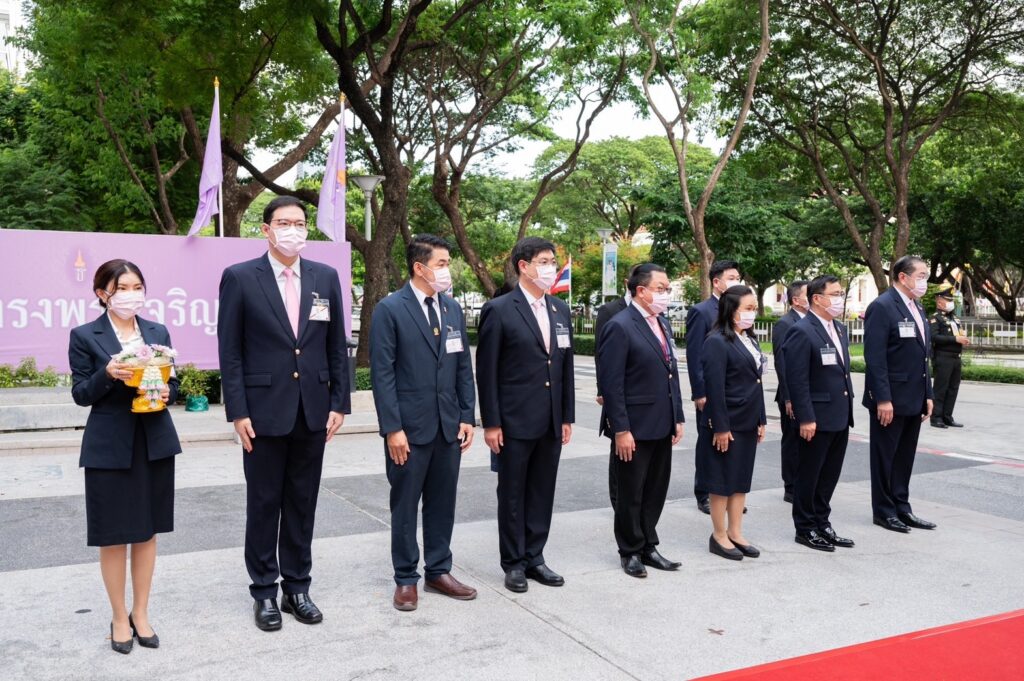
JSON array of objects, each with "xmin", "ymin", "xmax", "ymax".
[
  {"xmin": 697, "ymin": 285, "xmax": 767, "ymax": 561},
  {"xmin": 69, "ymin": 260, "xmax": 181, "ymax": 653}
]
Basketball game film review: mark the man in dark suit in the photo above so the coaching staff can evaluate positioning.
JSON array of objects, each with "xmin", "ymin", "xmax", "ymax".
[
  {"xmin": 929, "ymin": 284, "xmax": 969, "ymax": 428},
  {"xmin": 370, "ymin": 235, "xmax": 477, "ymax": 612},
  {"xmin": 218, "ymin": 196, "xmax": 350, "ymax": 631},
  {"xmin": 772, "ymin": 280, "xmax": 808, "ymax": 503},
  {"xmin": 477, "ymin": 237, "xmax": 575, "ymax": 593},
  {"xmin": 685, "ymin": 259, "xmax": 742, "ymax": 514},
  {"xmin": 594, "ymin": 272, "xmax": 634, "ymax": 508},
  {"xmin": 783, "ymin": 275, "xmax": 856, "ymax": 552},
  {"xmin": 597, "ymin": 263, "xmax": 685, "ymax": 578},
  {"xmin": 862, "ymin": 255, "xmax": 936, "ymax": 533}
]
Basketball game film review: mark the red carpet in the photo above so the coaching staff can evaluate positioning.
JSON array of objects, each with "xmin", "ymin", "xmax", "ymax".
[{"xmin": 694, "ymin": 609, "xmax": 1024, "ymax": 681}]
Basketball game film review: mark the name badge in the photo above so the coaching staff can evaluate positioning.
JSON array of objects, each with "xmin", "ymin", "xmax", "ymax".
[
  {"xmin": 898, "ymin": 321, "xmax": 916, "ymax": 338},
  {"xmin": 309, "ymin": 296, "xmax": 330, "ymax": 321},
  {"xmin": 556, "ymin": 324, "xmax": 571, "ymax": 349},
  {"xmin": 820, "ymin": 347, "xmax": 838, "ymax": 366},
  {"xmin": 445, "ymin": 329, "xmax": 464, "ymax": 354}
]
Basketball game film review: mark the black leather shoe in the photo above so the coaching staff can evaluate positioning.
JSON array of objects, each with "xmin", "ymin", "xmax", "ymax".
[
  {"xmin": 729, "ymin": 538, "xmax": 760, "ymax": 558},
  {"xmin": 898, "ymin": 513, "xmax": 937, "ymax": 530},
  {"xmin": 930, "ymin": 419, "xmax": 948, "ymax": 429},
  {"xmin": 820, "ymin": 526, "xmax": 855, "ymax": 548},
  {"xmin": 525, "ymin": 564, "xmax": 565, "ymax": 587},
  {"xmin": 697, "ymin": 498, "xmax": 711, "ymax": 514},
  {"xmin": 281, "ymin": 593, "xmax": 323, "ymax": 624},
  {"xmin": 253, "ymin": 598, "xmax": 282, "ymax": 631},
  {"xmin": 795, "ymin": 530, "xmax": 835, "ymax": 552},
  {"xmin": 943, "ymin": 418, "xmax": 964, "ymax": 428},
  {"xmin": 709, "ymin": 535, "xmax": 743, "ymax": 561},
  {"xmin": 640, "ymin": 548, "xmax": 681, "ymax": 570},
  {"xmin": 128, "ymin": 613, "xmax": 159, "ymax": 648},
  {"xmin": 110, "ymin": 622, "xmax": 133, "ymax": 654},
  {"xmin": 621, "ymin": 554, "xmax": 648, "ymax": 578},
  {"xmin": 873, "ymin": 516, "xmax": 911, "ymax": 533},
  {"xmin": 783, "ymin": 492, "xmax": 794, "ymax": 503},
  {"xmin": 504, "ymin": 569, "xmax": 528, "ymax": 593}
]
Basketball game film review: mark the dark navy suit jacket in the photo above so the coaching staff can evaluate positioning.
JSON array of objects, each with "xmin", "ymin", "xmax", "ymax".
[
  {"xmin": 476, "ymin": 286, "xmax": 575, "ymax": 440},
  {"xmin": 217, "ymin": 253, "xmax": 350, "ymax": 436},
  {"xmin": 597, "ymin": 304, "xmax": 684, "ymax": 440},
  {"xmin": 772, "ymin": 308, "xmax": 802, "ymax": 404},
  {"xmin": 593, "ymin": 296, "xmax": 628, "ymax": 397},
  {"xmin": 69, "ymin": 314, "xmax": 181, "ymax": 469},
  {"xmin": 369, "ymin": 283, "xmax": 475, "ymax": 445},
  {"xmin": 782, "ymin": 314, "xmax": 855, "ymax": 432},
  {"xmin": 684, "ymin": 296, "xmax": 718, "ymax": 400},
  {"xmin": 862, "ymin": 287, "xmax": 933, "ymax": 416},
  {"xmin": 700, "ymin": 330, "xmax": 767, "ymax": 433}
]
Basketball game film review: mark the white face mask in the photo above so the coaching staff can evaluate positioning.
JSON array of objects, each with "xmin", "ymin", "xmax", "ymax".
[
  {"xmin": 824, "ymin": 295, "xmax": 845, "ymax": 318},
  {"xmin": 646, "ymin": 291, "xmax": 671, "ymax": 315},
  {"xmin": 736, "ymin": 310, "xmax": 756, "ymax": 330},
  {"xmin": 270, "ymin": 226, "xmax": 308, "ymax": 257},
  {"xmin": 939, "ymin": 300, "xmax": 954, "ymax": 312},
  {"xmin": 423, "ymin": 265, "xmax": 452, "ymax": 294},
  {"xmin": 106, "ymin": 290, "xmax": 146, "ymax": 320},
  {"xmin": 530, "ymin": 264, "xmax": 558, "ymax": 291},
  {"xmin": 903, "ymin": 274, "xmax": 927, "ymax": 298}
]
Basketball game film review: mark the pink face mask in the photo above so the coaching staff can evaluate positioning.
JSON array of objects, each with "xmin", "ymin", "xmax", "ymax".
[
  {"xmin": 107, "ymin": 290, "xmax": 146, "ymax": 320},
  {"xmin": 271, "ymin": 226, "xmax": 308, "ymax": 257},
  {"xmin": 736, "ymin": 310, "xmax": 756, "ymax": 330}
]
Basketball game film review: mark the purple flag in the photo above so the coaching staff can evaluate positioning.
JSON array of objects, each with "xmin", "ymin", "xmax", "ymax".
[
  {"xmin": 188, "ymin": 83, "xmax": 222, "ymax": 237},
  {"xmin": 317, "ymin": 104, "xmax": 346, "ymax": 242}
]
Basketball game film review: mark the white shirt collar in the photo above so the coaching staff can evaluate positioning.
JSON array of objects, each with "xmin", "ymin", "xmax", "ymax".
[
  {"xmin": 794, "ymin": 309, "xmax": 807, "ymax": 318},
  {"xmin": 811, "ymin": 310, "xmax": 836, "ymax": 334},
  {"xmin": 268, "ymin": 252, "xmax": 301, "ymax": 280},
  {"xmin": 519, "ymin": 283, "xmax": 543, "ymax": 307},
  {"xmin": 895, "ymin": 286, "xmax": 917, "ymax": 311},
  {"xmin": 631, "ymin": 299, "xmax": 657, "ymax": 320},
  {"xmin": 411, "ymin": 282, "xmax": 437, "ymax": 309}
]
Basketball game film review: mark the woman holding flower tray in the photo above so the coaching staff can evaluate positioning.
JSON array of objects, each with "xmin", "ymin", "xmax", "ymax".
[{"xmin": 68, "ymin": 259, "xmax": 181, "ymax": 654}]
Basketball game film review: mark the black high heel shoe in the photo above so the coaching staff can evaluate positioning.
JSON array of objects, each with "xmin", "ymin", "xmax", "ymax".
[
  {"xmin": 728, "ymin": 537, "xmax": 761, "ymax": 558},
  {"xmin": 129, "ymin": 613, "xmax": 160, "ymax": 649},
  {"xmin": 110, "ymin": 622, "xmax": 133, "ymax": 654}
]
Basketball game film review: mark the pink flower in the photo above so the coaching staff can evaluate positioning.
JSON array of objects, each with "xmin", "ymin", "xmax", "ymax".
[{"xmin": 135, "ymin": 345, "xmax": 154, "ymax": 362}]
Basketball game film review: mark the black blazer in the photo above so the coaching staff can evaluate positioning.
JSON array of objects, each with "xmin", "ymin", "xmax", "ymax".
[
  {"xmin": 701, "ymin": 330, "xmax": 767, "ymax": 434},
  {"xmin": 684, "ymin": 296, "xmax": 717, "ymax": 400},
  {"xmin": 771, "ymin": 308, "xmax": 802, "ymax": 404},
  {"xmin": 782, "ymin": 314, "xmax": 855, "ymax": 432},
  {"xmin": 929, "ymin": 311, "xmax": 963, "ymax": 356},
  {"xmin": 594, "ymin": 296, "xmax": 628, "ymax": 396},
  {"xmin": 217, "ymin": 254, "xmax": 351, "ymax": 436},
  {"xmin": 69, "ymin": 314, "xmax": 181, "ymax": 469},
  {"xmin": 370, "ymin": 283, "xmax": 475, "ymax": 445},
  {"xmin": 597, "ymin": 304, "xmax": 684, "ymax": 440},
  {"xmin": 862, "ymin": 287, "xmax": 933, "ymax": 416},
  {"xmin": 476, "ymin": 286, "xmax": 575, "ymax": 440}
]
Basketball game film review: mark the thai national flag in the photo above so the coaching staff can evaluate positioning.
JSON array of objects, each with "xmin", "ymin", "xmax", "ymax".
[{"xmin": 550, "ymin": 258, "xmax": 571, "ymax": 295}]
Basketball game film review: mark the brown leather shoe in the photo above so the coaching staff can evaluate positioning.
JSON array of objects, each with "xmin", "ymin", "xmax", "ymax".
[
  {"xmin": 393, "ymin": 585, "xmax": 418, "ymax": 611},
  {"xmin": 424, "ymin": 573, "xmax": 477, "ymax": 601}
]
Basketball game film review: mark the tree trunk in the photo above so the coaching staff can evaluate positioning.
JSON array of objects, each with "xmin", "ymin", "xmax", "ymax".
[{"xmin": 432, "ymin": 168, "xmax": 498, "ymax": 297}]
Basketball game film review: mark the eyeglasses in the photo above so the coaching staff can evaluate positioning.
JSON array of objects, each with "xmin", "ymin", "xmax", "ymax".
[
  {"xmin": 270, "ymin": 219, "xmax": 307, "ymax": 229},
  {"xmin": 645, "ymin": 286, "xmax": 671, "ymax": 294},
  {"xmin": 531, "ymin": 258, "xmax": 558, "ymax": 268}
]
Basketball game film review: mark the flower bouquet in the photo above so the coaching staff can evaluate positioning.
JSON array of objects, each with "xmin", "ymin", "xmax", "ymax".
[{"xmin": 112, "ymin": 344, "xmax": 178, "ymax": 413}]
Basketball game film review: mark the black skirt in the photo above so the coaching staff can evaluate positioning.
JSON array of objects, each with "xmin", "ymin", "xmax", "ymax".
[
  {"xmin": 84, "ymin": 421, "xmax": 175, "ymax": 547},
  {"xmin": 695, "ymin": 427, "xmax": 758, "ymax": 497}
]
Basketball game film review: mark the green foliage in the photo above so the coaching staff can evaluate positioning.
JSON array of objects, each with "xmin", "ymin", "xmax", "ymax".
[
  {"xmin": 355, "ymin": 367, "xmax": 372, "ymax": 392},
  {"xmin": 0, "ymin": 357, "xmax": 61, "ymax": 387},
  {"xmin": 177, "ymin": 363, "xmax": 211, "ymax": 398}
]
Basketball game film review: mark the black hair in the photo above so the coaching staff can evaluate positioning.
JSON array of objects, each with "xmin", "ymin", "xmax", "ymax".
[
  {"xmin": 510, "ymin": 236, "xmax": 556, "ymax": 274},
  {"xmin": 806, "ymin": 275, "xmax": 840, "ymax": 302},
  {"xmin": 712, "ymin": 285, "xmax": 756, "ymax": 341},
  {"xmin": 890, "ymin": 255, "xmax": 927, "ymax": 284},
  {"xmin": 627, "ymin": 263, "xmax": 667, "ymax": 296},
  {"xmin": 93, "ymin": 259, "xmax": 146, "ymax": 308},
  {"xmin": 406, "ymin": 234, "xmax": 452, "ymax": 276},
  {"xmin": 709, "ymin": 259, "xmax": 741, "ymax": 283},
  {"xmin": 786, "ymin": 279, "xmax": 808, "ymax": 305},
  {"xmin": 263, "ymin": 195, "xmax": 308, "ymax": 224}
]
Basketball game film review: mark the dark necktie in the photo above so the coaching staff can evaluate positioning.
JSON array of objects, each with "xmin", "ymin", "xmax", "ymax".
[{"xmin": 425, "ymin": 297, "xmax": 441, "ymax": 350}]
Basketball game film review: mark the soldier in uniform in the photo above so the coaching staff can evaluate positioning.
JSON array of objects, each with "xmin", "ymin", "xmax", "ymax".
[{"xmin": 929, "ymin": 284, "xmax": 970, "ymax": 428}]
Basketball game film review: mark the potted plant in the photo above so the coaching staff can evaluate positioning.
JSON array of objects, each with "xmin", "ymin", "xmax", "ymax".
[{"xmin": 178, "ymin": 363, "xmax": 210, "ymax": 412}]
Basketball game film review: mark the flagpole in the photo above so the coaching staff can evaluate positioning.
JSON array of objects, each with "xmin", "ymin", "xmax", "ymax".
[
  {"xmin": 214, "ymin": 77, "xmax": 224, "ymax": 238},
  {"xmin": 568, "ymin": 256, "xmax": 572, "ymax": 309}
]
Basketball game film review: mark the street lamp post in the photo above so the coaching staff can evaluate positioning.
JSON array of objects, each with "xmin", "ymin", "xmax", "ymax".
[{"xmin": 350, "ymin": 175, "xmax": 385, "ymax": 241}]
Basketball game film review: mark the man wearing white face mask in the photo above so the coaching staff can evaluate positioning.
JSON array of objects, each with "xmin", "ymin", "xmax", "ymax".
[
  {"xmin": 218, "ymin": 196, "xmax": 350, "ymax": 631},
  {"xmin": 370, "ymin": 235, "xmax": 477, "ymax": 611},
  {"xmin": 477, "ymin": 237, "xmax": 575, "ymax": 593},
  {"xmin": 928, "ymin": 285, "xmax": 969, "ymax": 429},
  {"xmin": 862, "ymin": 255, "xmax": 936, "ymax": 534}
]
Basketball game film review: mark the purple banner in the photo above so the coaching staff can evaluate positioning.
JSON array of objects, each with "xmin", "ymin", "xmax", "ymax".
[{"xmin": 0, "ymin": 230, "xmax": 352, "ymax": 371}]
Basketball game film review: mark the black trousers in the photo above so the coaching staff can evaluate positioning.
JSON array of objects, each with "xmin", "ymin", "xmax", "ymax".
[
  {"xmin": 792, "ymin": 429, "xmax": 849, "ymax": 533},
  {"xmin": 615, "ymin": 434, "xmax": 672, "ymax": 556},
  {"xmin": 778, "ymin": 401, "xmax": 799, "ymax": 494},
  {"xmin": 932, "ymin": 352, "xmax": 962, "ymax": 421},
  {"xmin": 693, "ymin": 407, "xmax": 708, "ymax": 503},
  {"xmin": 385, "ymin": 431, "xmax": 461, "ymax": 585},
  {"xmin": 608, "ymin": 440, "xmax": 618, "ymax": 508},
  {"xmin": 497, "ymin": 432, "xmax": 562, "ymax": 572},
  {"xmin": 869, "ymin": 414, "xmax": 921, "ymax": 519},
  {"xmin": 243, "ymin": 407, "xmax": 326, "ymax": 600}
]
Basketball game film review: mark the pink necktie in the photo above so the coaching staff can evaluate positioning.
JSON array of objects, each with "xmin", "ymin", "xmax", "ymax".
[
  {"xmin": 646, "ymin": 315, "xmax": 669, "ymax": 360},
  {"xmin": 533, "ymin": 298, "xmax": 551, "ymax": 351},
  {"xmin": 907, "ymin": 300, "xmax": 925, "ymax": 342},
  {"xmin": 827, "ymin": 322, "xmax": 844, "ymax": 365},
  {"xmin": 283, "ymin": 267, "xmax": 299, "ymax": 337}
]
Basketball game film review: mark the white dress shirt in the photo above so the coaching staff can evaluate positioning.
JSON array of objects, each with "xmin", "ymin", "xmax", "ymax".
[
  {"xmin": 267, "ymin": 252, "xmax": 301, "ymax": 305},
  {"xmin": 411, "ymin": 283, "xmax": 440, "ymax": 326}
]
